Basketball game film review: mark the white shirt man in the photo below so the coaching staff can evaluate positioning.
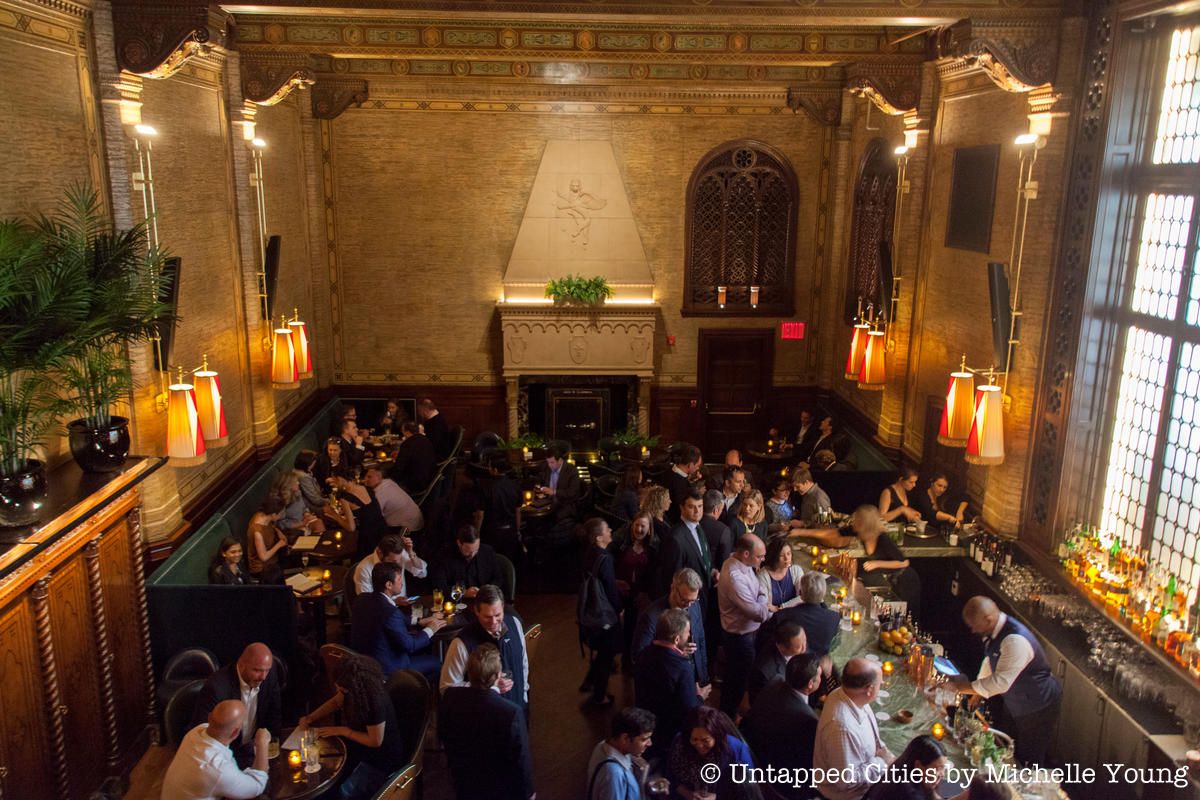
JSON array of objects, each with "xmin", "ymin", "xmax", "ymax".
[
  {"xmin": 813, "ymin": 658, "xmax": 893, "ymax": 800},
  {"xmin": 162, "ymin": 700, "xmax": 268, "ymax": 800},
  {"xmin": 354, "ymin": 534, "xmax": 428, "ymax": 597}
]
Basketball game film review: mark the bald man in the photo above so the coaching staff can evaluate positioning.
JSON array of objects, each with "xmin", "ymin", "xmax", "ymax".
[
  {"xmin": 190, "ymin": 643, "xmax": 282, "ymax": 766},
  {"xmin": 813, "ymin": 658, "xmax": 893, "ymax": 800},
  {"xmin": 950, "ymin": 596, "xmax": 1061, "ymax": 766},
  {"xmin": 163, "ymin": 699, "xmax": 269, "ymax": 799}
]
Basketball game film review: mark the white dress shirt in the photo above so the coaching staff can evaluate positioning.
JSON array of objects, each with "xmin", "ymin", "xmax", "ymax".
[
  {"xmin": 973, "ymin": 612, "xmax": 1035, "ymax": 698},
  {"xmin": 718, "ymin": 557, "xmax": 770, "ymax": 635},
  {"xmin": 161, "ymin": 725, "xmax": 267, "ymax": 800},
  {"xmin": 237, "ymin": 673, "xmax": 259, "ymax": 746},
  {"xmin": 813, "ymin": 687, "xmax": 887, "ymax": 800},
  {"xmin": 373, "ymin": 477, "xmax": 424, "ymax": 530},
  {"xmin": 439, "ymin": 616, "xmax": 529, "ymax": 703},
  {"xmin": 354, "ymin": 549, "xmax": 429, "ymax": 598}
]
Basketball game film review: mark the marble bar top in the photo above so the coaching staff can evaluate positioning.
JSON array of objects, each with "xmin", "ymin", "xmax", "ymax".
[{"xmin": 790, "ymin": 531, "xmax": 967, "ymax": 559}]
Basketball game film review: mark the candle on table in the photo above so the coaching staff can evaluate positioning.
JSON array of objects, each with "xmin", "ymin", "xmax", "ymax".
[
  {"xmin": 851, "ymin": 610, "xmax": 862, "ymax": 626},
  {"xmin": 931, "ymin": 722, "xmax": 945, "ymax": 740},
  {"xmin": 882, "ymin": 660, "xmax": 894, "ymax": 676},
  {"xmin": 524, "ymin": 490, "xmax": 533, "ymax": 503},
  {"xmin": 820, "ymin": 553, "xmax": 829, "ymax": 566},
  {"xmin": 322, "ymin": 569, "xmax": 331, "ymax": 583},
  {"xmin": 288, "ymin": 750, "xmax": 302, "ymax": 767},
  {"xmin": 444, "ymin": 601, "xmax": 455, "ymax": 615},
  {"xmin": 334, "ymin": 530, "xmax": 342, "ymax": 541},
  {"xmin": 641, "ymin": 446, "xmax": 649, "ymax": 456},
  {"xmin": 810, "ymin": 546, "xmax": 820, "ymax": 557}
]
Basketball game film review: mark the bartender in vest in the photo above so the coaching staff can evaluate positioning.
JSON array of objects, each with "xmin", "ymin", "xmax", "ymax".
[{"xmin": 949, "ymin": 596, "xmax": 1062, "ymax": 766}]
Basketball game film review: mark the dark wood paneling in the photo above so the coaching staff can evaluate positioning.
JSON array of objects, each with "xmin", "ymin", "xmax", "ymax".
[
  {"xmin": 48, "ymin": 556, "xmax": 106, "ymax": 800},
  {"xmin": 649, "ymin": 385, "xmax": 699, "ymax": 445},
  {"xmin": 698, "ymin": 329, "xmax": 776, "ymax": 457},
  {"xmin": 332, "ymin": 384, "xmax": 507, "ymax": 447},
  {"xmin": 0, "ymin": 597, "xmax": 52, "ymax": 799},
  {"xmin": 100, "ymin": 522, "xmax": 148, "ymax": 755}
]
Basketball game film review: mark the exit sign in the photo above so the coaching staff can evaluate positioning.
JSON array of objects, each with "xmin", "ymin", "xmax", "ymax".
[{"xmin": 781, "ymin": 321, "xmax": 806, "ymax": 340}]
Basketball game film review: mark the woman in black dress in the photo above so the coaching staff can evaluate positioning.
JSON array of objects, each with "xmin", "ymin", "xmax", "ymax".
[
  {"xmin": 879, "ymin": 465, "xmax": 922, "ymax": 524},
  {"xmin": 209, "ymin": 536, "xmax": 258, "ymax": 585},
  {"xmin": 580, "ymin": 517, "xmax": 622, "ymax": 707},
  {"xmin": 853, "ymin": 505, "xmax": 921, "ymax": 617},
  {"xmin": 912, "ymin": 472, "xmax": 969, "ymax": 529}
]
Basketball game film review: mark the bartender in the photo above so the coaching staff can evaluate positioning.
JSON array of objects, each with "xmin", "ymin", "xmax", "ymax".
[{"xmin": 949, "ymin": 596, "xmax": 1062, "ymax": 767}]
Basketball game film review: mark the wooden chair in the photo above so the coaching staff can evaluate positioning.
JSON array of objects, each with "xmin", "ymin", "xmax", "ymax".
[
  {"xmin": 524, "ymin": 622, "xmax": 543, "ymax": 664},
  {"xmin": 371, "ymin": 763, "xmax": 419, "ymax": 800}
]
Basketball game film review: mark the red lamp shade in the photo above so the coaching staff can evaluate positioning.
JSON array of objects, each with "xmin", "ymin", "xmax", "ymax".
[
  {"xmin": 289, "ymin": 318, "xmax": 312, "ymax": 379},
  {"xmin": 938, "ymin": 370, "xmax": 975, "ymax": 447},
  {"xmin": 166, "ymin": 380, "xmax": 206, "ymax": 466},
  {"xmin": 857, "ymin": 330, "xmax": 887, "ymax": 390},
  {"xmin": 966, "ymin": 384, "xmax": 1005, "ymax": 465},
  {"xmin": 845, "ymin": 323, "xmax": 870, "ymax": 380},
  {"xmin": 271, "ymin": 324, "xmax": 299, "ymax": 389},
  {"xmin": 192, "ymin": 368, "xmax": 228, "ymax": 447}
]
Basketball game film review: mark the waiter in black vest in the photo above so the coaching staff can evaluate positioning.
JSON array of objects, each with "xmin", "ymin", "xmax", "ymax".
[{"xmin": 950, "ymin": 596, "xmax": 1062, "ymax": 766}]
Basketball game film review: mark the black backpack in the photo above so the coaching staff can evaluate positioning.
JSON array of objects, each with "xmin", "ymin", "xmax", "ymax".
[{"xmin": 577, "ymin": 554, "xmax": 618, "ymax": 634}]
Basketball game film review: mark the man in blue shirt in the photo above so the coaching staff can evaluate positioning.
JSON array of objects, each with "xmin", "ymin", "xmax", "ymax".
[{"xmin": 587, "ymin": 707, "xmax": 655, "ymax": 800}]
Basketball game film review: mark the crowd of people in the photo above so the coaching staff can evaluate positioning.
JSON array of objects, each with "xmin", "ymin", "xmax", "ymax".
[{"xmin": 160, "ymin": 401, "xmax": 1052, "ymax": 800}]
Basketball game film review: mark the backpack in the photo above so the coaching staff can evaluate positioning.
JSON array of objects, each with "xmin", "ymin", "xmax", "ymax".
[{"xmin": 577, "ymin": 554, "xmax": 619, "ymax": 634}]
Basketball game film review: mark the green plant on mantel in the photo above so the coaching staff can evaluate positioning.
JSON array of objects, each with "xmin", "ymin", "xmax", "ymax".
[
  {"xmin": 611, "ymin": 429, "xmax": 659, "ymax": 448},
  {"xmin": 544, "ymin": 275, "xmax": 613, "ymax": 306},
  {"xmin": 498, "ymin": 432, "xmax": 546, "ymax": 451}
]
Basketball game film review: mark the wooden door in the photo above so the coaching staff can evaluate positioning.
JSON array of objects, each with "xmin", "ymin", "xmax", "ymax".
[
  {"xmin": 698, "ymin": 329, "xmax": 774, "ymax": 457},
  {"xmin": 0, "ymin": 596, "xmax": 53, "ymax": 800}
]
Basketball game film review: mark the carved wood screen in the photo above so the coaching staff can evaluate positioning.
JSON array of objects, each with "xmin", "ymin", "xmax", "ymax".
[
  {"xmin": 683, "ymin": 140, "xmax": 798, "ymax": 316},
  {"xmin": 844, "ymin": 138, "xmax": 897, "ymax": 323}
]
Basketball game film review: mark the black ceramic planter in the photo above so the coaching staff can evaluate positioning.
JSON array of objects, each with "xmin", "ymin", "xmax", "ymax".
[
  {"xmin": 68, "ymin": 416, "xmax": 131, "ymax": 473},
  {"xmin": 0, "ymin": 459, "xmax": 47, "ymax": 527}
]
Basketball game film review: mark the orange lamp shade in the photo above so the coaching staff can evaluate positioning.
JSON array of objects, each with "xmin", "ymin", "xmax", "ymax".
[
  {"xmin": 857, "ymin": 330, "xmax": 887, "ymax": 390},
  {"xmin": 938, "ymin": 371, "xmax": 976, "ymax": 447},
  {"xmin": 966, "ymin": 384, "xmax": 1005, "ymax": 465},
  {"xmin": 192, "ymin": 369, "xmax": 228, "ymax": 447},
  {"xmin": 289, "ymin": 319, "xmax": 313, "ymax": 379},
  {"xmin": 271, "ymin": 325, "xmax": 299, "ymax": 389},
  {"xmin": 166, "ymin": 380, "xmax": 206, "ymax": 466},
  {"xmin": 844, "ymin": 323, "xmax": 870, "ymax": 380}
]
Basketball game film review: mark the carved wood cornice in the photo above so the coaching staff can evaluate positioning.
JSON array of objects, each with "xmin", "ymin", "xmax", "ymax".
[
  {"xmin": 111, "ymin": 1, "xmax": 233, "ymax": 78},
  {"xmin": 787, "ymin": 86, "xmax": 842, "ymax": 126},
  {"xmin": 241, "ymin": 51, "xmax": 316, "ymax": 105},
  {"xmin": 311, "ymin": 77, "xmax": 368, "ymax": 118},
  {"xmin": 846, "ymin": 62, "xmax": 922, "ymax": 115},
  {"xmin": 935, "ymin": 18, "xmax": 1059, "ymax": 92}
]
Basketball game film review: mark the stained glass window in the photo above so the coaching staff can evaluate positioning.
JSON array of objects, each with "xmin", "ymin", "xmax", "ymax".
[{"xmin": 1152, "ymin": 24, "xmax": 1200, "ymax": 165}]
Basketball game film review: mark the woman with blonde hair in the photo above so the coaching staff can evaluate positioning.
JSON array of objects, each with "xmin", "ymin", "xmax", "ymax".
[
  {"xmin": 731, "ymin": 489, "xmax": 770, "ymax": 540},
  {"xmin": 639, "ymin": 484, "xmax": 672, "ymax": 542}
]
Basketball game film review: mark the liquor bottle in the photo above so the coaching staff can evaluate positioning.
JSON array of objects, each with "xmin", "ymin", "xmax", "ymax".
[
  {"xmin": 1002, "ymin": 540, "xmax": 1014, "ymax": 570},
  {"xmin": 951, "ymin": 569, "xmax": 960, "ymax": 597},
  {"xmin": 968, "ymin": 535, "xmax": 977, "ymax": 561},
  {"xmin": 981, "ymin": 539, "xmax": 995, "ymax": 578}
]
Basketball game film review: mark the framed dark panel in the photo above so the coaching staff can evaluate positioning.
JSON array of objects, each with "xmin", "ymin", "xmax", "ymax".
[
  {"xmin": 944, "ymin": 144, "xmax": 1000, "ymax": 253},
  {"xmin": 264, "ymin": 235, "xmax": 281, "ymax": 320}
]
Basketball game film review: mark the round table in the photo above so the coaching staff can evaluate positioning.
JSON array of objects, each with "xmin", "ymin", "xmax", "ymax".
[
  {"xmin": 305, "ymin": 530, "xmax": 359, "ymax": 562},
  {"xmin": 292, "ymin": 565, "xmax": 349, "ymax": 645},
  {"xmin": 264, "ymin": 730, "xmax": 347, "ymax": 799}
]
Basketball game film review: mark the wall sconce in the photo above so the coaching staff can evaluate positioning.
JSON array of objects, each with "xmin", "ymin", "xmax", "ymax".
[
  {"xmin": 166, "ymin": 367, "xmax": 206, "ymax": 466},
  {"xmin": 717, "ymin": 286, "xmax": 727, "ymax": 308},
  {"xmin": 750, "ymin": 286, "xmax": 760, "ymax": 308},
  {"xmin": 845, "ymin": 298, "xmax": 870, "ymax": 380},
  {"xmin": 272, "ymin": 316, "xmax": 299, "ymax": 390},
  {"xmin": 938, "ymin": 356, "xmax": 976, "ymax": 447},
  {"xmin": 288, "ymin": 308, "xmax": 313, "ymax": 380}
]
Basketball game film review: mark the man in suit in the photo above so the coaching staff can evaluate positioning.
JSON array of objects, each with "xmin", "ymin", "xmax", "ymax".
[
  {"xmin": 656, "ymin": 489, "xmax": 712, "ymax": 602},
  {"xmin": 740, "ymin": 653, "xmax": 823, "ymax": 800},
  {"xmin": 631, "ymin": 568, "xmax": 709, "ymax": 687},
  {"xmin": 389, "ymin": 420, "xmax": 437, "ymax": 494},
  {"xmin": 660, "ymin": 443, "xmax": 702, "ymax": 525},
  {"xmin": 335, "ymin": 416, "xmax": 366, "ymax": 471},
  {"xmin": 701, "ymin": 488, "xmax": 734, "ymax": 665},
  {"xmin": 762, "ymin": 571, "xmax": 842, "ymax": 657},
  {"xmin": 794, "ymin": 408, "xmax": 821, "ymax": 459},
  {"xmin": 536, "ymin": 442, "xmax": 582, "ymax": 522},
  {"xmin": 634, "ymin": 608, "xmax": 708, "ymax": 758},
  {"xmin": 439, "ymin": 644, "xmax": 535, "ymax": 800},
  {"xmin": 433, "ymin": 524, "xmax": 503, "ymax": 598},
  {"xmin": 417, "ymin": 396, "xmax": 454, "ymax": 461},
  {"xmin": 717, "ymin": 466, "xmax": 746, "ymax": 527},
  {"xmin": 188, "ymin": 643, "xmax": 283, "ymax": 768},
  {"xmin": 800, "ymin": 415, "xmax": 851, "ymax": 466},
  {"xmin": 748, "ymin": 621, "xmax": 807, "ymax": 703},
  {"xmin": 350, "ymin": 561, "xmax": 447, "ymax": 680}
]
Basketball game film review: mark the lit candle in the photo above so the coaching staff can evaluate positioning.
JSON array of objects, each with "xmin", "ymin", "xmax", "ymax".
[
  {"xmin": 810, "ymin": 546, "xmax": 820, "ymax": 557},
  {"xmin": 322, "ymin": 569, "xmax": 331, "ymax": 583},
  {"xmin": 641, "ymin": 445, "xmax": 649, "ymax": 456},
  {"xmin": 851, "ymin": 610, "xmax": 862, "ymax": 626},
  {"xmin": 931, "ymin": 722, "xmax": 945, "ymax": 741},
  {"xmin": 444, "ymin": 601, "xmax": 455, "ymax": 615},
  {"xmin": 334, "ymin": 530, "xmax": 342, "ymax": 541},
  {"xmin": 820, "ymin": 553, "xmax": 829, "ymax": 566},
  {"xmin": 524, "ymin": 490, "xmax": 533, "ymax": 503},
  {"xmin": 288, "ymin": 750, "xmax": 302, "ymax": 767},
  {"xmin": 768, "ymin": 439, "xmax": 774, "ymax": 449},
  {"xmin": 882, "ymin": 660, "xmax": 894, "ymax": 676}
]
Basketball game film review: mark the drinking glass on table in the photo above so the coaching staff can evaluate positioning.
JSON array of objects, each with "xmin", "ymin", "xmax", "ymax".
[
  {"xmin": 432, "ymin": 588, "xmax": 444, "ymax": 607},
  {"xmin": 451, "ymin": 584, "xmax": 464, "ymax": 604},
  {"xmin": 301, "ymin": 554, "xmax": 310, "ymax": 569}
]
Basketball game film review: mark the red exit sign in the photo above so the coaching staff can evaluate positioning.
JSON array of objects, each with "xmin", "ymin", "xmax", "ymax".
[{"xmin": 780, "ymin": 321, "xmax": 806, "ymax": 340}]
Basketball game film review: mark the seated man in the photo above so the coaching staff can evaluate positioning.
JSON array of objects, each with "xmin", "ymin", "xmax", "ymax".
[
  {"xmin": 631, "ymin": 568, "xmax": 709, "ymax": 687},
  {"xmin": 362, "ymin": 465, "xmax": 423, "ymax": 531},
  {"xmin": 353, "ymin": 533, "xmax": 428, "ymax": 598},
  {"xmin": 763, "ymin": 570, "xmax": 842, "ymax": 657},
  {"xmin": 432, "ymin": 524, "xmax": 502, "ymax": 598},
  {"xmin": 814, "ymin": 658, "xmax": 894, "ymax": 800},
  {"xmin": 439, "ymin": 584, "xmax": 529, "ymax": 719},
  {"xmin": 741, "ymin": 653, "xmax": 823, "ymax": 800},
  {"xmin": 482, "ymin": 452, "xmax": 521, "ymax": 556},
  {"xmin": 350, "ymin": 561, "xmax": 446, "ymax": 680},
  {"xmin": 335, "ymin": 415, "xmax": 366, "ymax": 471},
  {"xmin": 188, "ymin": 643, "xmax": 282, "ymax": 768},
  {"xmin": 535, "ymin": 442, "xmax": 582, "ymax": 522},
  {"xmin": 163, "ymin": 699, "xmax": 268, "ymax": 800},
  {"xmin": 439, "ymin": 644, "xmax": 535, "ymax": 800},
  {"xmin": 748, "ymin": 621, "xmax": 807, "ymax": 703},
  {"xmin": 389, "ymin": 420, "xmax": 437, "ymax": 494}
]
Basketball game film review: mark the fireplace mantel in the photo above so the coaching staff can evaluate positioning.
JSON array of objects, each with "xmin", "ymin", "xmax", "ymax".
[{"xmin": 498, "ymin": 302, "xmax": 658, "ymax": 436}]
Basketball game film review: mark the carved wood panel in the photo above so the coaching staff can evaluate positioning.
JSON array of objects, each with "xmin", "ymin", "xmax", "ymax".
[
  {"xmin": 0, "ymin": 597, "xmax": 51, "ymax": 800},
  {"xmin": 47, "ymin": 557, "xmax": 106, "ymax": 800},
  {"xmin": 99, "ymin": 521, "xmax": 148, "ymax": 758}
]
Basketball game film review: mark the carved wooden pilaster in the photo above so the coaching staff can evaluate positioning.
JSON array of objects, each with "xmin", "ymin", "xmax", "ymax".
[
  {"xmin": 936, "ymin": 19, "xmax": 1059, "ymax": 92},
  {"xmin": 506, "ymin": 378, "xmax": 519, "ymax": 438},
  {"xmin": 637, "ymin": 380, "xmax": 651, "ymax": 436},
  {"xmin": 846, "ymin": 63, "xmax": 922, "ymax": 115},
  {"xmin": 242, "ymin": 52, "xmax": 316, "ymax": 106},
  {"xmin": 126, "ymin": 507, "xmax": 158, "ymax": 733},
  {"xmin": 111, "ymin": 1, "xmax": 233, "ymax": 78},
  {"xmin": 83, "ymin": 539, "xmax": 121, "ymax": 772},
  {"xmin": 786, "ymin": 87, "xmax": 842, "ymax": 126},
  {"xmin": 31, "ymin": 578, "xmax": 69, "ymax": 800},
  {"xmin": 311, "ymin": 78, "xmax": 369, "ymax": 120}
]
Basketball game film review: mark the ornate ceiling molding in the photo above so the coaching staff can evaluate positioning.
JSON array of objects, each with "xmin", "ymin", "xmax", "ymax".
[
  {"xmin": 241, "ymin": 52, "xmax": 317, "ymax": 104},
  {"xmin": 311, "ymin": 77, "xmax": 368, "ymax": 118},
  {"xmin": 111, "ymin": 1, "xmax": 233, "ymax": 78},
  {"xmin": 935, "ymin": 18, "xmax": 1059, "ymax": 92},
  {"xmin": 787, "ymin": 86, "xmax": 841, "ymax": 127},
  {"xmin": 846, "ymin": 62, "xmax": 922, "ymax": 114}
]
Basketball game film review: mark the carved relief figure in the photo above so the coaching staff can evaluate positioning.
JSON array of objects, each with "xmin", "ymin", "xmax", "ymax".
[
  {"xmin": 553, "ymin": 178, "xmax": 607, "ymax": 247},
  {"xmin": 569, "ymin": 336, "xmax": 588, "ymax": 364}
]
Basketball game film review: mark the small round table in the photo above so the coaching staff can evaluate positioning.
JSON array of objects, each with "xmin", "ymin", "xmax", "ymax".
[
  {"xmin": 292, "ymin": 565, "xmax": 349, "ymax": 646},
  {"xmin": 264, "ymin": 730, "xmax": 347, "ymax": 800},
  {"xmin": 305, "ymin": 530, "xmax": 359, "ymax": 562}
]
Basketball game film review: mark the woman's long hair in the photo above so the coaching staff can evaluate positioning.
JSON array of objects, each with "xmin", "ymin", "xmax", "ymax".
[
  {"xmin": 682, "ymin": 705, "xmax": 738, "ymax": 763},
  {"xmin": 334, "ymin": 653, "xmax": 387, "ymax": 720},
  {"xmin": 738, "ymin": 489, "xmax": 766, "ymax": 526},
  {"xmin": 640, "ymin": 485, "xmax": 671, "ymax": 520}
]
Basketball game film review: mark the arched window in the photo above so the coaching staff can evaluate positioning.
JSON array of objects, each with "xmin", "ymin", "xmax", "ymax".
[
  {"xmin": 683, "ymin": 141, "xmax": 798, "ymax": 316},
  {"xmin": 845, "ymin": 138, "xmax": 897, "ymax": 323}
]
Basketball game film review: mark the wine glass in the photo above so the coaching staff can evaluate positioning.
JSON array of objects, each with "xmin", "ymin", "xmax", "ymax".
[
  {"xmin": 301, "ymin": 554, "xmax": 310, "ymax": 569},
  {"xmin": 451, "ymin": 584, "xmax": 464, "ymax": 604}
]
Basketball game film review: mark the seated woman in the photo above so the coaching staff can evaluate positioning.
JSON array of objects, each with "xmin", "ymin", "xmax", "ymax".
[
  {"xmin": 315, "ymin": 436, "xmax": 354, "ymax": 488},
  {"xmin": 246, "ymin": 495, "xmax": 289, "ymax": 584},
  {"xmin": 852, "ymin": 505, "xmax": 921, "ymax": 617},
  {"xmin": 863, "ymin": 735, "xmax": 946, "ymax": 800},
  {"xmin": 609, "ymin": 463, "xmax": 643, "ymax": 521},
  {"xmin": 300, "ymin": 653, "xmax": 406, "ymax": 800},
  {"xmin": 614, "ymin": 512, "xmax": 659, "ymax": 672},
  {"xmin": 209, "ymin": 536, "xmax": 258, "ymax": 585},
  {"xmin": 765, "ymin": 475, "xmax": 796, "ymax": 535},
  {"xmin": 377, "ymin": 398, "xmax": 407, "ymax": 436},
  {"xmin": 758, "ymin": 538, "xmax": 805, "ymax": 612},
  {"xmin": 731, "ymin": 490, "xmax": 770, "ymax": 541},
  {"xmin": 666, "ymin": 706, "xmax": 762, "ymax": 800},
  {"xmin": 639, "ymin": 485, "xmax": 673, "ymax": 543},
  {"xmin": 272, "ymin": 470, "xmax": 325, "ymax": 535},
  {"xmin": 879, "ymin": 466, "xmax": 922, "ymax": 524},
  {"xmin": 294, "ymin": 450, "xmax": 327, "ymax": 511},
  {"xmin": 912, "ymin": 472, "xmax": 968, "ymax": 529},
  {"xmin": 332, "ymin": 475, "xmax": 385, "ymax": 558}
]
